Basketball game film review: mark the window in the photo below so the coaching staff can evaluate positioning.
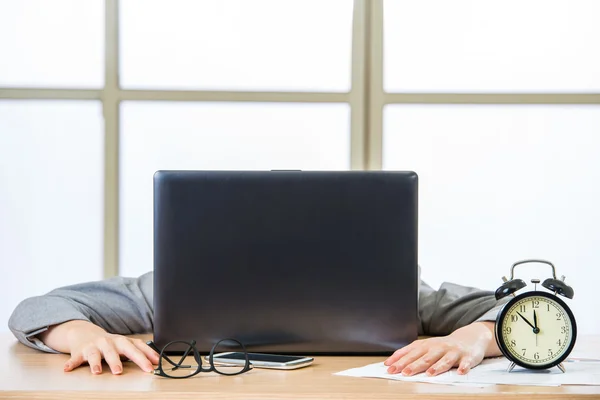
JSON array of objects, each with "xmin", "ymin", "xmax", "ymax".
[
  {"xmin": 0, "ymin": 0, "xmax": 104, "ymax": 88},
  {"xmin": 383, "ymin": 0, "xmax": 600, "ymax": 92},
  {"xmin": 120, "ymin": 0, "xmax": 353, "ymax": 92},
  {"xmin": 383, "ymin": 104, "xmax": 600, "ymax": 335},
  {"xmin": 1, "ymin": 0, "xmax": 598, "ymax": 335},
  {"xmin": 0, "ymin": 100, "xmax": 104, "ymax": 329}
]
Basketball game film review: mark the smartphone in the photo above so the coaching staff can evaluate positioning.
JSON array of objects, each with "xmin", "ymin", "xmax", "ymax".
[{"xmin": 208, "ymin": 352, "xmax": 314, "ymax": 370}]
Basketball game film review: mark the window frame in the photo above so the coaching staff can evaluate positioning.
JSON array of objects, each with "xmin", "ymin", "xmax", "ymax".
[{"xmin": 1, "ymin": 0, "xmax": 598, "ymax": 277}]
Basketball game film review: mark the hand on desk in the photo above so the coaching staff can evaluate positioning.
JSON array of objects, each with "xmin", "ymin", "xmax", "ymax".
[
  {"xmin": 384, "ymin": 321, "xmax": 501, "ymax": 377},
  {"xmin": 36, "ymin": 320, "xmax": 499, "ymax": 376},
  {"xmin": 38, "ymin": 320, "xmax": 159, "ymax": 375}
]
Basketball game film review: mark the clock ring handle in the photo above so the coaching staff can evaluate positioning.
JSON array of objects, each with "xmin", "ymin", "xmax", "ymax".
[{"xmin": 510, "ymin": 259, "xmax": 557, "ymax": 280}]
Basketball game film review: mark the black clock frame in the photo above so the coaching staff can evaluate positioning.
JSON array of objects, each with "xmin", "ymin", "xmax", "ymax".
[{"xmin": 495, "ymin": 290, "xmax": 577, "ymax": 370}]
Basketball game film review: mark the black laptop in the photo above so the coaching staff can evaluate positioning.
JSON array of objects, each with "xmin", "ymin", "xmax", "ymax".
[{"xmin": 153, "ymin": 170, "xmax": 418, "ymax": 355}]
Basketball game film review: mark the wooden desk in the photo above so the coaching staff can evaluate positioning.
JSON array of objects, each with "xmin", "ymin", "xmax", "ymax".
[{"xmin": 1, "ymin": 333, "xmax": 599, "ymax": 400}]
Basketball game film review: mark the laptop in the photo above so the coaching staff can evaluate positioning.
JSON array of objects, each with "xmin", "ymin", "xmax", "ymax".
[{"xmin": 153, "ymin": 170, "xmax": 418, "ymax": 355}]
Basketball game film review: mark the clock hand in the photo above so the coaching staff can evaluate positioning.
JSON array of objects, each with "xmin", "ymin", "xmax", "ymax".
[
  {"xmin": 532, "ymin": 310, "xmax": 540, "ymax": 335},
  {"xmin": 516, "ymin": 311, "xmax": 536, "ymax": 330},
  {"xmin": 534, "ymin": 310, "xmax": 538, "ymax": 346}
]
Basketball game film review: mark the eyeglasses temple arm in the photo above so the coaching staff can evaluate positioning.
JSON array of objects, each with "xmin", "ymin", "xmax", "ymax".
[
  {"xmin": 147, "ymin": 340, "xmax": 196, "ymax": 370},
  {"xmin": 146, "ymin": 340, "xmax": 161, "ymax": 354}
]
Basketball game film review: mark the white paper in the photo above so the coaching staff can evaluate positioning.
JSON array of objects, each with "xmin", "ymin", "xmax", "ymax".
[{"xmin": 334, "ymin": 357, "xmax": 600, "ymax": 387}]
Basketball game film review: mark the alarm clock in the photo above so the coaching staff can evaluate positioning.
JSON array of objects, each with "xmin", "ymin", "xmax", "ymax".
[{"xmin": 494, "ymin": 259, "xmax": 577, "ymax": 373}]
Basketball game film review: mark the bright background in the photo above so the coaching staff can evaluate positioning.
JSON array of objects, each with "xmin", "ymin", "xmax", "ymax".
[{"xmin": 1, "ymin": 0, "xmax": 599, "ymax": 336}]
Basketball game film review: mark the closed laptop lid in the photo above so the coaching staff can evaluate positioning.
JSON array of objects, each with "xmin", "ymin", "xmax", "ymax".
[{"xmin": 153, "ymin": 170, "xmax": 418, "ymax": 355}]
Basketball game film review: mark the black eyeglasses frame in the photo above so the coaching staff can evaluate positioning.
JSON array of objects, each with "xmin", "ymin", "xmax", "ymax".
[{"xmin": 146, "ymin": 338, "xmax": 252, "ymax": 379}]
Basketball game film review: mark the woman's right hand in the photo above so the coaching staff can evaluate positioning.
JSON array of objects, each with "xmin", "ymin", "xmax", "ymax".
[{"xmin": 38, "ymin": 320, "xmax": 159, "ymax": 374}]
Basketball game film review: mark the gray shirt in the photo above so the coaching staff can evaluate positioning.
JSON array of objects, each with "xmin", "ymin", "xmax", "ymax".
[{"xmin": 8, "ymin": 270, "xmax": 507, "ymax": 353}]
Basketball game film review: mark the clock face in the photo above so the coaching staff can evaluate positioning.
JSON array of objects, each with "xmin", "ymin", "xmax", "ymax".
[{"xmin": 497, "ymin": 291, "xmax": 577, "ymax": 369}]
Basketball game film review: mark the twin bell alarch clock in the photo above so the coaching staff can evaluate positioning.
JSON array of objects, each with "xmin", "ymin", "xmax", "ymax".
[{"xmin": 494, "ymin": 259, "xmax": 577, "ymax": 373}]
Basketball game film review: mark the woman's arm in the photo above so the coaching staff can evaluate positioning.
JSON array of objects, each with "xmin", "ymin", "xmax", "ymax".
[
  {"xmin": 418, "ymin": 278, "xmax": 507, "ymax": 336},
  {"xmin": 8, "ymin": 272, "xmax": 157, "ymax": 374}
]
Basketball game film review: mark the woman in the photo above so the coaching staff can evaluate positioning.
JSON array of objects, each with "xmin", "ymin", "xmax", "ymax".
[{"xmin": 8, "ymin": 269, "xmax": 506, "ymax": 377}]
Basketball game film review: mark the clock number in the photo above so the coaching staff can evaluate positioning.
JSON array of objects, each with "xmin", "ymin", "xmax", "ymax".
[
  {"xmin": 547, "ymin": 304, "xmax": 550, "ymax": 311},
  {"xmin": 548, "ymin": 349, "xmax": 554, "ymax": 357},
  {"xmin": 561, "ymin": 326, "xmax": 567, "ymax": 334},
  {"xmin": 522, "ymin": 349, "xmax": 526, "ymax": 356},
  {"xmin": 532, "ymin": 300, "xmax": 539, "ymax": 309},
  {"xmin": 510, "ymin": 314, "xmax": 518, "ymax": 322},
  {"xmin": 519, "ymin": 305, "xmax": 526, "ymax": 313},
  {"xmin": 557, "ymin": 339, "xmax": 562, "ymax": 346},
  {"xmin": 510, "ymin": 339, "xmax": 516, "ymax": 347},
  {"xmin": 534, "ymin": 352, "xmax": 540, "ymax": 360},
  {"xmin": 504, "ymin": 326, "xmax": 512, "ymax": 334},
  {"xmin": 556, "ymin": 313, "xmax": 562, "ymax": 321}
]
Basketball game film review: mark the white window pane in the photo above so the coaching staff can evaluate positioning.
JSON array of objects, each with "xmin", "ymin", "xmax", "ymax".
[
  {"xmin": 120, "ymin": 0, "xmax": 353, "ymax": 91},
  {"xmin": 383, "ymin": 0, "xmax": 600, "ymax": 92},
  {"xmin": 0, "ymin": 0, "xmax": 104, "ymax": 88},
  {"xmin": 120, "ymin": 101, "xmax": 350, "ymax": 277},
  {"xmin": 383, "ymin": 104, "xmax": 600, "ymax": 334},
  {"xmin": 0, "ymin": 101, "xmax": 104, "ymax": 331}
]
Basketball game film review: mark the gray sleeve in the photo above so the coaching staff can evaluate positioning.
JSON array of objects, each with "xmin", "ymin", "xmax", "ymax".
[
  {"xmin": 418, "ymin": 268, "xmax": 508, "ymax": 336},
  {"xmin": 7, "ymin": 272, "xmax": 154, "ymax": 353}
]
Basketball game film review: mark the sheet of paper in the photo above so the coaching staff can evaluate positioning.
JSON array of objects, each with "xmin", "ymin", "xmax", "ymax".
[
  {"xmin": 334, "ymin": 357, "xmax": 600, "ymax": 387},
  {"xmin": 568, "ymin": 335, "xmax": 600, "ymax": 361}
]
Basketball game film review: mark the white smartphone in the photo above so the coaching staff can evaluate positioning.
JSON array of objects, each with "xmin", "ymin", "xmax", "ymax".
[{"xmin": 208, "ymin": 352, "xmax": 314, "ymax": 370}]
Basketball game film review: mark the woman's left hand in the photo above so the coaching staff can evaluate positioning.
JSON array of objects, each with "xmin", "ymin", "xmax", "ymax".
[{"xmin": 384, "ymin": 321, "xmax": 500, "ymax": 376}]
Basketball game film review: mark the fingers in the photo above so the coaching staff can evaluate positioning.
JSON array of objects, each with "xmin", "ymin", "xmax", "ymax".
[
  {"xmin": 387, "ymin": 348, "xmax": 479, "ymax": 377},
  {"xmin": 457, "ymin": 355, "xmax": 475, "ymax": 375},
  {"xmin": 400, "ymin": 348, "xmax": 446, "ymax": 376},
  {"xmin": 426, "ymin": 350, "xmax": 461, "ymax": 376},
  {"xmin": 130, "ymin": 338, "xmax": 160, "ymax": 365},
  {"xmin": 64, "ymin": 335, "xmax": 156, "ymax": 375},
  {"xmin": 386, "ymin": 347, "xmax": 427, "ymax": 374},
  {"xmin": 384, "ymin": 341, "xmax": 416, "ymax": 366},
  {"xmin": 96, "ymin": 338, "xmax": 123, "ymax": 375},
  {"xmin": 84, "ymin": 347, "xmax": 103, "ymax": 375},
  {"xmin": 64, "ymin": 353, "xmax": 84, "ymax": 372},
  {"xmin": 115, "ymin": 338, "xmax": 154, "ymax": 373}
]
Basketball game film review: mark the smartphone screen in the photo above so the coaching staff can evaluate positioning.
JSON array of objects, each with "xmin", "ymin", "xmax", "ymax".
[{"xmin": 214, "ymin": 352, "xmax": 307, "ymax": 363}]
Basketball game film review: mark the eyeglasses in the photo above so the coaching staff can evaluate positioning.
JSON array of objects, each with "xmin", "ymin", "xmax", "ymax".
[{"xmin": 146, "ymin": 338, "xmax": 253, "ymax": 379}]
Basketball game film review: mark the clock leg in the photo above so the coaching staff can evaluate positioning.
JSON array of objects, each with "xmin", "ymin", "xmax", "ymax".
[
  {"xmin": 558, "ymin": 363, "xmax": 566, "ymax": 373},
  {"xmin": 507, "ymin": 362, "xmax": 516, "ymax": 373}
]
